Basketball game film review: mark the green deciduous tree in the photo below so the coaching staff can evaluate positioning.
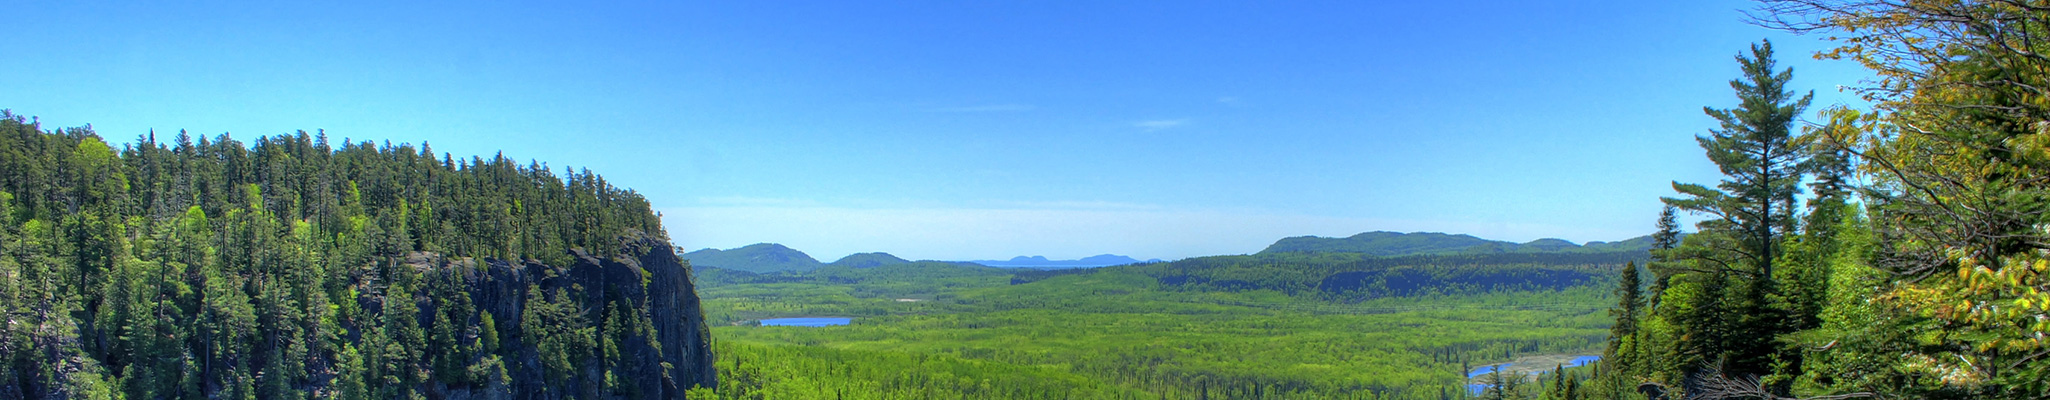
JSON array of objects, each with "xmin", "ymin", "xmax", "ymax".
[{"xmin": 1751, "ymin": 1, "xmax": 2050, "ymax": 398}]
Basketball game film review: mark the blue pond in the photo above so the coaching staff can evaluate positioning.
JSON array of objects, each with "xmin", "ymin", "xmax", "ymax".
[
  {"xmin": 759, "ymin": 317, "xmax": 852, "ymax": 327},
  {"xmin": 1468, "ymin": 363, "xmax": 1513, "ymax": 378}
]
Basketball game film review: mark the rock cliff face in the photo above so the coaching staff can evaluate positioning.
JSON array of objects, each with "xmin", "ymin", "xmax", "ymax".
[{"xmin": 414, "ymin": 236, "xmax": 716, "ymax": 400}]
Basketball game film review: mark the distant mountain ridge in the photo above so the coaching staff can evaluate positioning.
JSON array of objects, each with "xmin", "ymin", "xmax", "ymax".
[
  {"xmin": 970, "ymin": 254, "xmax": 1160, "ymax": 268},
  {"xmin": 685, "ymin": 231, "xmax": 1647, "ymax": 273},
  {"xmin": 830, "ymin": 252, "xmax": 913, "ymax": 268},
  {"xmin": 1258, "ymin": 231, "xmax": 1655, "ymax": 257},
  {"xmin": 680, "ymin": 243, "xmax": 824, "ymax": 273},
  {"xmin": 680, "ymin": 241, "xmax": 1167, "ymax": 271},
  {"xmin": 680, "ymin": 245, "xmax": 952, "ymax": 272}
]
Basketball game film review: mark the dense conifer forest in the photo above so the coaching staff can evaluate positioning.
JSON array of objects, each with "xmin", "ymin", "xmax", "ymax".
[{"xmin": 0, "ymin": 113, "xmax": 716, "ymax": 399}]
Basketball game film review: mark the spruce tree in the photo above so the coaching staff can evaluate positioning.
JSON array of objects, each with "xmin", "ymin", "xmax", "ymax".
[
  {"xmin": 479, "ymin": 311, "xmax": 501, "ymax": 355},
  {"xmin": 1647, "ymin": 206, "xmax": 1682, "ymax": 311},
  {"xmin": 1562, "ymin": 372, "xmax": 1578, "ymax": 400},
  {"xmin": 1604, "ymin": 262, "xmax": 1643, "ymax": 374},
  {"xmin": 1488, "ymin": 368, "xmax": 1509, "ymax": 400},
  {"xmin": 1546, "ymin": 366, "xmax": 1566, "ymax": 400}
]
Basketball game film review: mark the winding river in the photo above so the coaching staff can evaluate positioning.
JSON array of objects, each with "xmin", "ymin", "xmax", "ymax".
[{"xmin": 1466, "ymin": 355, "xmax": 1601, "ymax": 393}]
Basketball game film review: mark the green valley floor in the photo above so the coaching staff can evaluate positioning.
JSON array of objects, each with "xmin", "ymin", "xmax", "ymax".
[{"xmin": 687, "ymin": 260, "xmax": 1621, "ymax": 400}]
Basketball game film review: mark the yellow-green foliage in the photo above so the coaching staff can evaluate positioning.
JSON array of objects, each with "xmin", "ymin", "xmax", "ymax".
[{"xmin": 695, "ymin": 340, "xmax": 1134, "ymax": 400}]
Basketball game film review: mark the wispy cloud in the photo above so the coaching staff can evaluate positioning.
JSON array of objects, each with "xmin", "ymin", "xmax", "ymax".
[
  {"xmin": 1216, "ymin": 96, "xmax": 1242, "ymax": 106},
  {"xmin": 1133, "ymin": 119, "xmax": 1189, "ymax": 131},
  {"xmin": 978, "ymin": 200, "xmax": 1167, "ymax": 211},
  {"xmin": 693, "ymin": 196, "xmax": 823, "ymax": 207},
  {"xmin": 923, "ymin": 104, "xmax": 1035, "ymax": 113}
]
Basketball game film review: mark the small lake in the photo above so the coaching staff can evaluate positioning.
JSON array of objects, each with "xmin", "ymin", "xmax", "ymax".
[
  {"xmin": 759, "ymin": 317, "xmax": 853, "ymax": 327},
  {"xmin": 1467, "ymin": 355, "xmax": 1601, "ymax": 394}
]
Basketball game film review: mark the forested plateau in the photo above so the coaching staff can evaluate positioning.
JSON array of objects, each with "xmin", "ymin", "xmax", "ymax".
[{"xmin": 0, "ymin": 112, "xmax": 717, "ymax": 400}]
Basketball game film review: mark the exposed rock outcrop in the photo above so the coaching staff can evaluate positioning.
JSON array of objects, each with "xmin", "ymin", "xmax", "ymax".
[{"xmin": 412, "ymin": 235, "xmax": 716, "ymax": 400}]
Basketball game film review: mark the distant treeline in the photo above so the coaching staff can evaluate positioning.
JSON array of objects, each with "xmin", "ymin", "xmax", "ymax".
[
  {"xmin": 1011, "ymin": 251, "xmax": 1641, "ymax": 300},
  {"xmin": 696, "ymin": 262, "xmax": 1005, "ymax": 287}
]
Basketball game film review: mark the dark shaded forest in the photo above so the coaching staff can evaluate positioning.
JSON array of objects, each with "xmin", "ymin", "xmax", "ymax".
[{"xmin": 1133, "ymin": 252, "xmax": 1642, "ymax": 299}]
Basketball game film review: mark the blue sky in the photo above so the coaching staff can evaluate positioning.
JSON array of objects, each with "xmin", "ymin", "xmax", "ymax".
[{"xmin": 3, "ymin": 1, "xmax": 1873, "ymax": 261}]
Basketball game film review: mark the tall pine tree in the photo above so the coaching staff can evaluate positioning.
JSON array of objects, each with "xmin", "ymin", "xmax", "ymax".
[{"xmin": 1660, "ymin": 39, "xmax": 1812, "ymax": 381}]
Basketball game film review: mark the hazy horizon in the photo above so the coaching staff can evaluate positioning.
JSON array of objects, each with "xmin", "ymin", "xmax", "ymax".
[{"xmin": 682, "ymin": 229, "xmax": 1660, "ymax": 263}]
